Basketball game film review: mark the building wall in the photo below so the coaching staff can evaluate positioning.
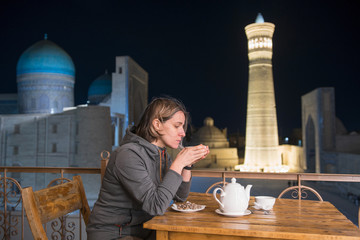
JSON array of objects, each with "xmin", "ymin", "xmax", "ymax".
[
  {"xmin": 301, "ymin": 88, "xmax": 336, "ymax": 173},
  {"xmin": 127, "ymin": 56, "xmax": 148, "ymax": 127},
  {"xmin": 110, "ymin": 59, "xmax": 127, "ymax": 124},
  {"xmin": 302, "ymin": 87, "xmax": 360, "ymax": 176},
  {"xmin": 110, "ymin": 56, "xmax": 148, "ymax": 138},
  {"xmin": 322, "ymin": 151, "xmax": 360, "ymax": 195},
  {"xmin": 0, "ymin": 105, "xmax": 112, "ymax": 201},
  {"xmin": 62, "ymin": 106, "xmax": 112, "ymax": 168},
  {"xmin": 0, "ymin": 94, "xmax": 18, "ymax": 114},
  {"xmin": 322, "ymin": 151, "xmax": 360, "ymax": 175},
  {"xmin": 336, "ymin": 135, "xmax": 360, "ymax": 154},
  {"xmin": 279, "ymin": 144, "xmax": 305, "ymax": 172}
]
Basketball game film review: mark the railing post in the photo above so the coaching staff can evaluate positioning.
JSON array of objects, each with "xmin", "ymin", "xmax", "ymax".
[
  {"xmin": 3, "ymin": 169, "xmax": 9, "ymax": 240},
  {"xmin": 1, "ymin": 168, "xmax": 25, "ymax": 240},
  {"xmin": 297, "ymin": 174, "xmax": 301, "ymax": 200}
]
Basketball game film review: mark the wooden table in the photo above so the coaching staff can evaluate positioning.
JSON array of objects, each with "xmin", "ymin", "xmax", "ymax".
[{"xmin": 144, "ymin": 192, "xmax": 360, "ymax": 240}]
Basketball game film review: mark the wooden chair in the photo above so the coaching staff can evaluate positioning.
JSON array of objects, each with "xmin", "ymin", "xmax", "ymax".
[
  {"xmin": 22, "ymin": 175, "xmax": 91, "ymax": 239},
  {"xmin": 278, "ymin": 185, "xmax": 323, "ymax": 201},
  {"xmin": 206, "ymin": 181, "xmax": 228, "ymax": 194},
  {"xmin": 278, "ymin": 175, "xmax": 323, "ymax": 201}
]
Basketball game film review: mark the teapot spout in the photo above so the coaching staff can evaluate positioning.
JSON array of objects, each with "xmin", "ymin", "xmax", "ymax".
[{"xmin": 245, "ymin": 185, "xmax": 253, "ymax": 201}]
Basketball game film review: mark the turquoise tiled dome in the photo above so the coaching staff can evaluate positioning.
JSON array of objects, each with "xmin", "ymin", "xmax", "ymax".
[
  {"xmin": 88, "ymin": 72, "xmax": 112, "ymax": 96},
  {"xmin": 16, "ymin": 38, "xmax": 75, "ymax": 114},
  {"xmin": 16, "ymin": 39, "xmax": 75, "ymax": 76},
  {"xmin": 87, "ymin": 72, "xmax": 112, "ymax": 104}
]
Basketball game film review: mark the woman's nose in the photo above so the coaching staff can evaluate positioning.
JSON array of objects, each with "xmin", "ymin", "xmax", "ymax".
[{"xmin": 179, "ymin": 128, "xmax": 186, "ymax": 137}]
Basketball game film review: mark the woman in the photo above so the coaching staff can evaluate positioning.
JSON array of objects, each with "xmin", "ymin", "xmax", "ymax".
[{"xmin": 87, "ymin": 97, "xmax": 209, "ymax": 240}]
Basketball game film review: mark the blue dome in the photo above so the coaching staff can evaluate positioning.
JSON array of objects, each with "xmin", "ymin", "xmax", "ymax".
[
  {"xmin": 88, "ymin": 72, "xmax": 112, "ymax": 104},
  {"xmin": 16, "ymin": 39, "xmax": 75, "ymax": 76}
]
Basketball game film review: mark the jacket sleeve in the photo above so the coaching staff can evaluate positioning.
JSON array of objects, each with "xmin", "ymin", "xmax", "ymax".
[
  {"xmin": 113, "ymin": 148, "xmax": 183, "ymax": 216},
  {"xmin": 168, "ymin": 155, "xmax": 191, "ymax": 202},
  {"xmin": 173, "ymin": 179, "xmax": 191, "ymax": 202}
]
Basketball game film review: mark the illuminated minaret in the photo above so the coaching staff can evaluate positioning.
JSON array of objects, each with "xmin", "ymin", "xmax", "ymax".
[{"xmin": 241, "ymin": 13, "xmax": 285, "ymax": 172}]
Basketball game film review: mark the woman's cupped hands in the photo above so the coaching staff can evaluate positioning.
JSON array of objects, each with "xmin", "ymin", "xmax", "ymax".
[{"xmin": 176, "ymin": 144, "xmax": 209, "ymax": 167}]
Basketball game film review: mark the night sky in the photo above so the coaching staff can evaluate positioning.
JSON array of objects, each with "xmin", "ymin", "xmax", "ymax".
[{"xmin": 1, "ymin": 0, "xmax": 359, "ymax": 136}]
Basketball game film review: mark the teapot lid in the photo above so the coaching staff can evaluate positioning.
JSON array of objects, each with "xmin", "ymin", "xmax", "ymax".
[
  {"xmin": 231, "ymin": 177, "xmax": 237, "ymax": 184},
  {"xmin": 225, "ymin": 177, "xmax": 242, "ymax": 190}
]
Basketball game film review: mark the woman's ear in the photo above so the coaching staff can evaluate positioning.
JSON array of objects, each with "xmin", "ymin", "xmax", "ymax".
[{"xmin": 152, "ymin": 118, "xmax": 162, "ymax": 131}]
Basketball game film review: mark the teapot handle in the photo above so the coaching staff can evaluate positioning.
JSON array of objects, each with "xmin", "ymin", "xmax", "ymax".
[{"xmin": 213, "ymin": 187, "xmax": 225, "ymax": 209}]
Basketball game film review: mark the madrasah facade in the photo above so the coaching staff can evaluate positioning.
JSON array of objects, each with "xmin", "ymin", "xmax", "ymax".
[{"xmin": 0, "ymin": 36, "xmax": 148, "ymax": 202}]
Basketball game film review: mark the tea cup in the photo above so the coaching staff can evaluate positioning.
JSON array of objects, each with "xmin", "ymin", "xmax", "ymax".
[{"xmin": 254, "ymin": 196, "xmax": 276, "ymax": 210}]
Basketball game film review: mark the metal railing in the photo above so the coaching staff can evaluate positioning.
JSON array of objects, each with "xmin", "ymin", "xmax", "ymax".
[{"xmin": 1, "ymin": 166, "xmax": 360, "ymax": 239}]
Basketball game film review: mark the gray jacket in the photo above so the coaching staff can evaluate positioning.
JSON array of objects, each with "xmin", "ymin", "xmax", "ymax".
[{"xmin": 87, "ymin": 127, "xmax": 191, "ymax": 238}]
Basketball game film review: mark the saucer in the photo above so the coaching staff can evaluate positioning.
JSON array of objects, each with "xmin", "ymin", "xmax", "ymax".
[
  {"xmin": 171, "ymin": 204, "xmax": 205, "ymax": 213},
  {"xmin": 215, "ymin": 209, "xmax": 251, "ymax": 217}
]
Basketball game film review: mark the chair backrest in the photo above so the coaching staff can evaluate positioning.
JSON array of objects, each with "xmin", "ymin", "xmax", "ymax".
[
  {"xmin": 278, "ymin": 185, "xmax": 323, "ymax": 201},
  {"xmin": 22, "ymin": 175, "xmax": 91, "ymax": 239},
  {"xmin": 205, "ymin": 181, "xmax": 228, "ymax": 194}
]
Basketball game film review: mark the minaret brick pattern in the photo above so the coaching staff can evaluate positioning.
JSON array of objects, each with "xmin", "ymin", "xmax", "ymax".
[{"xmin": 242, "ymin": 15, "xmax": 282, "ymax": 172}]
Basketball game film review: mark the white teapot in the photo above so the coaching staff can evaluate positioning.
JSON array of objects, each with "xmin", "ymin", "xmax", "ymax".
[{"xmin": 213, "ymin": 178, "xmax": 252, "ymax": 213}]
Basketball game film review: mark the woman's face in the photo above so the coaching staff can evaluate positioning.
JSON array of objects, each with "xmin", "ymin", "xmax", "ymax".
[{"xmin": 152, "ymin": 111, "xmax": 186, "ymax": 149}]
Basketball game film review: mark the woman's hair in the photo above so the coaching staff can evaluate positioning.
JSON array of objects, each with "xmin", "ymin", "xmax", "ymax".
[{"xmin": 135, "ymin": 96, "xmax": 189, "ymax": 142}]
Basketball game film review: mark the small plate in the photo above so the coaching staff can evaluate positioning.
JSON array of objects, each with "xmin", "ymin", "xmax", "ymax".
[
  {"xmin": 171, "ymin": 204, "xmax": 205, "ymax": 213},
  {"xmin": 215, "ymin": 209, "xmax": 252, "ymax": 217}
]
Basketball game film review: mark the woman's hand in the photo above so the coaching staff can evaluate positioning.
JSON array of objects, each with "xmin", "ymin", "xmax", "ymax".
[{"xmin": 170, "ymin": 144, "xmax": 209, "ymax": 174}]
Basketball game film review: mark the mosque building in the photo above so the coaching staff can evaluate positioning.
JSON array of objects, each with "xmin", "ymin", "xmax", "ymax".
[
  {"xmin": 190, "ymin": 117, "xmax": 239, "ymax": 169},
  {"xmin": 0, "ymin": 36, "xmax": 148, "ymax": 202}
]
